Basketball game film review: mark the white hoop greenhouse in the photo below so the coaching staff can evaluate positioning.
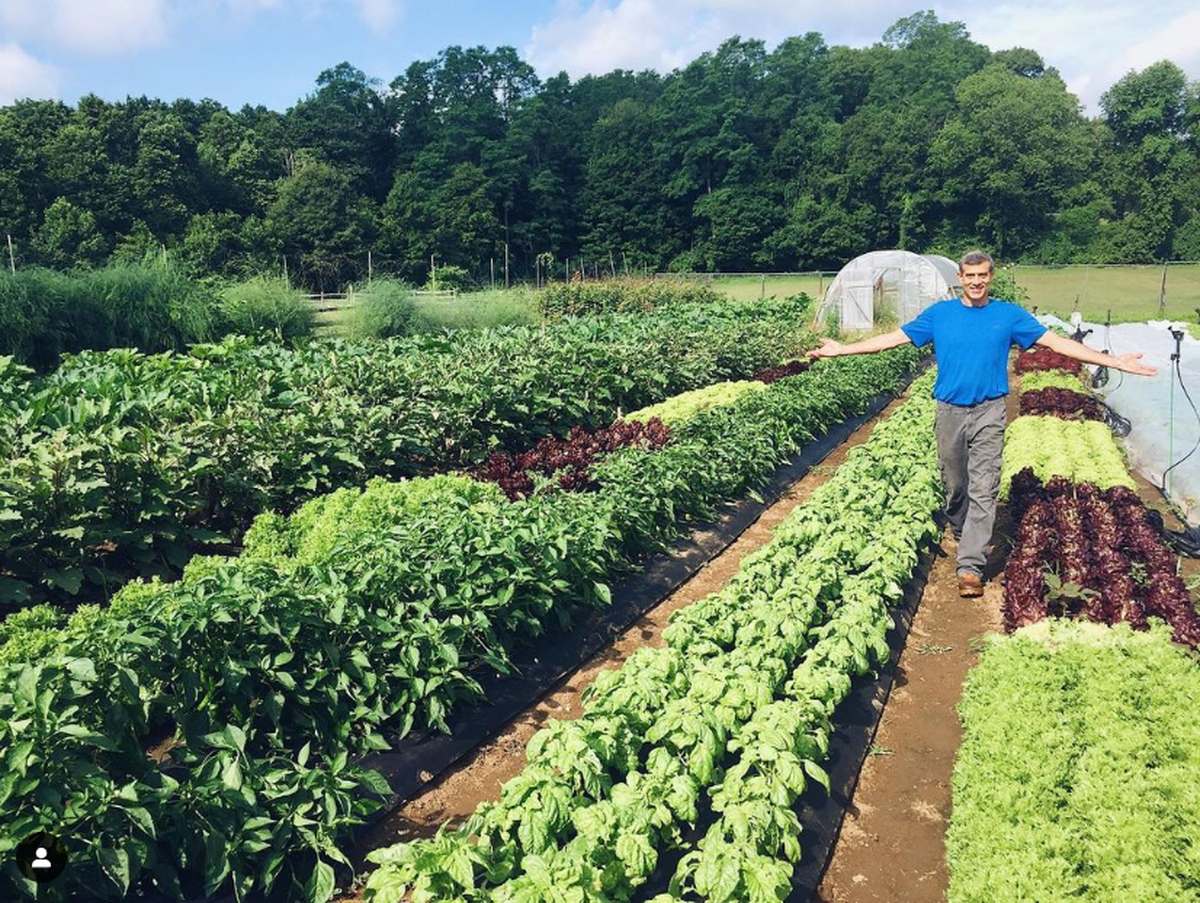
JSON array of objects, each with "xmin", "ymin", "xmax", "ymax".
[{"xmin": 818, "ymin": 250, "xmax": 963, "ymax": 330}]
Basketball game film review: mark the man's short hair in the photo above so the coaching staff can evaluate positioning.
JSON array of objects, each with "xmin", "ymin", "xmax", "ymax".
[{"xmin": 959, "ymin": 250, "xmax": 994, "ymax": 272}]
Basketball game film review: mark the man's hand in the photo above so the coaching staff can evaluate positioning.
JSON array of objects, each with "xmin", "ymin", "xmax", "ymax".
[
  {"xmin": 1036, "ymin": 331, "xmax": 1158, "ymax": 377},
  {"xmin": 1114, "ymin": 352, "xmax": 1158, "ymax": 376},
  {"xmin": 807, "ymin": 338, "xmax": 843, "ymax": 359}
]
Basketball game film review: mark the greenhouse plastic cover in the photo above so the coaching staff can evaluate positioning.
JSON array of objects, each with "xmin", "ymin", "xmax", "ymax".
[
  {"xmin": 1039, "ymin": 315, "xmax": 1200, "ymax": 526},
  {"xmin": 820, "ymin": 250, "xmax": 961, "ymax": 330}
]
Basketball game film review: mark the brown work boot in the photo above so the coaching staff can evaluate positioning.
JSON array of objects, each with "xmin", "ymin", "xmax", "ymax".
[{"xmin": 957, "ymin": 572, "xmax": 984, "ymax": 598}]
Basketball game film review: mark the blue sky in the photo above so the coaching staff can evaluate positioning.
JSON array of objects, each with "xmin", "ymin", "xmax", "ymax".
[{"xmin": 1, "ymin": 1, "xmax": 1198, "ymax": 114}]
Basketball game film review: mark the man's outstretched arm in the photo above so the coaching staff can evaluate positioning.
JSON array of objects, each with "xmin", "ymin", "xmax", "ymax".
[
  {"xmin": 1035, "ymin": 330, "xmax": 1158, "ymax": 377},
  {"xmin": 806, "ymin": 328, "xmax": 912, "ymax": 358}
]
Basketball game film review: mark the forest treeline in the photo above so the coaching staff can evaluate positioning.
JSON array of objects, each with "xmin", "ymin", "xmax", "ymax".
[{"xmin": 2, "ymin": 11, "xmax": 1199, "ymax": 289}]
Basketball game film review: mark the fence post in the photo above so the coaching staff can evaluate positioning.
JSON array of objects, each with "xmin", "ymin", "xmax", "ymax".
[{"xmin": 1158, "ymin": 262, "xmax": 1169, "ymax": 316}]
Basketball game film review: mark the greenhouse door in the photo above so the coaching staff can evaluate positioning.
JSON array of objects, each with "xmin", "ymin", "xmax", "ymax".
[
  {"xmin": 841, "ymin": 280, "xmax": 874, "ymax": 330},
  {"xmin": 875, "ymin": 267, "xmax": 903, "ymax": 324}
]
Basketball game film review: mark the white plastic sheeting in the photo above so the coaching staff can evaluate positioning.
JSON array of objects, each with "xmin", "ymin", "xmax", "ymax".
[
  {"xmin": 1038, "ymin": 315, "xmax": 1200, "ymax": 526},
  {"xmin": 818, "ymin": 250, "xmax": 962, "ymax": 330}
]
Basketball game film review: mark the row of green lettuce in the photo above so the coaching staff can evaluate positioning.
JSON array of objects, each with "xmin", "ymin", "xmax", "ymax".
[
  {"xmin": 0, "ymin": 345, "xmax": 922, "ymax": 901},
  {"xmin": 364, "ymin": 369, "xmax": 942, "ymax": 903},
  {"xmin": 0, "ymin": 295, "xmax": 812, "ymax": 610},
  {"xmin": 949, "ymin": 357, "xmax": 1199, "ymax": 902},
  {"xmin": 947, "ymin": 621, "xmax": 1200, "ymax": 903}
]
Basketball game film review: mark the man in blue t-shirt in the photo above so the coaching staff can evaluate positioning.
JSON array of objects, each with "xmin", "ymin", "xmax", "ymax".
[{"xmin": 808, "ymin": 250, "xmax": 1157, "ymax": 598}]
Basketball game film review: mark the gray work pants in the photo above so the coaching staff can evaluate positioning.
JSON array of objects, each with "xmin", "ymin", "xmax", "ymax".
[{"xmin": 934, "ymin": 397, "xmax": 1007, "ymax": 577}]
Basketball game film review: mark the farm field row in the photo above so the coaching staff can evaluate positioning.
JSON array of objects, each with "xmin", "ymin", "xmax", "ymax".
[
  {"xmin": 948, "ymin": 620, "xmax": 1200, "ymax": 903},
  {"xmin": 945, "ymin": 345, "xmax": 1200, "ymax": 901},
  {"xmin": 0, "ymin": 296, "xmax": 811, "ymax": 609},
  {"xmin": 0, "ymin": 346, "xmax": 923, "ymax": 900},
  {"xmin": 363, "ymin": 369, "xmax": 942, "ymax": 902}
]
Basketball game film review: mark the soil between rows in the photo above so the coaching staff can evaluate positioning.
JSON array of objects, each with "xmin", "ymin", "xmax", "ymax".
[{"xmin": 341, "ymin": 394, "xmax": 911, "ymax": 898}]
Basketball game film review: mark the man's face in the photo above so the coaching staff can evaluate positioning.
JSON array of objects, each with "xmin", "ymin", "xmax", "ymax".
[{"xmin": 959, "ymin": 262, "xmax": 994, "ymax": 304}]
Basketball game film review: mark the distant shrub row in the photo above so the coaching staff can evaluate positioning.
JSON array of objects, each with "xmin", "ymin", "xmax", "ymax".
[
  {"xmin": 0, "ymin": 265, "xmax": 427, "ymax": 370},
  {"xmin": 536, "ymin": 278, "xmax": 728, "ymax": 317}
]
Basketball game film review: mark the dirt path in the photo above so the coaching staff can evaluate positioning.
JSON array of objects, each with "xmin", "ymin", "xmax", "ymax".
[
  {"xmin": 812, "ymin": 524, "xmax": 1003, "ymax": 903},
  {"xmin": 346, "ymin": 394, "xmax": 911, "ymax": 890}
]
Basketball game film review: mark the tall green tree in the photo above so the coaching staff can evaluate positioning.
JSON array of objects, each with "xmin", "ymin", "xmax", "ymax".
[
  {"xmin": 581, "ymin": 98, "xmax": 662, "ymax": 269},
  {"xmin": 30, "ymin": 198, "xmax": 108, "ymax": 268},
  {"xmin": 287, "ymin": 63, "xmax": 396, "ymax": 200},
  {"xmin": 1095, "ymin": 61, "xmax": 1198, "ymax": 260},
  {"xmin": 266, "ymin": 161, "xmax": 375, "ymax": 289},
  {"xmin": 930, "ymin": 63, "xmax": 1093, "ymax": 257}
]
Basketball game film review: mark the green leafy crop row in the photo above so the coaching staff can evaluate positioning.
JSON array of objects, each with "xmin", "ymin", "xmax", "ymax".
[
  {"xmin": 625, "ymin": 380, "xmax": 766, "ymax": 426},
  {"xmin": 1016, "ymin": 369, "xmax": 1091, "ymax": 394},
  {"xmin": 947, "ymin": 620, "xmax": 1200, "ymax": 903},
  {"xmin": 535, "ymin": 279, "xmax": 728, "ymax": 318},
  {"xmin": 0, "ymin": 297, "xmax": 813, "ymax": 610},
  {"xmin": 364, "ymin": 369, "xmax": 941, "ymax": 903},
  {"xmin": 999, "ymin": 416, "xmax": 1135, "ymax": 499},
  {"xmin": 0, "ymin": 348, "xmax": 921, "ymax": 901}
]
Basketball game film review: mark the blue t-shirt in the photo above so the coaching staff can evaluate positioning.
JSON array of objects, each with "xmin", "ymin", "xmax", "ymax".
[{"xmin": 900, "ymin": 298, "xmax": 1046, "ymax": 405}]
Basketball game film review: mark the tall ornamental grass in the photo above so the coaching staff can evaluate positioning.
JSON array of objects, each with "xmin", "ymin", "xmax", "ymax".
[
  {"xmin": 217, "ymin": 275, "xmax": 315, "ymax": 340},
  {"xmin": 0, "ymin": 263, "xmax": 215, "ymax": 369}
]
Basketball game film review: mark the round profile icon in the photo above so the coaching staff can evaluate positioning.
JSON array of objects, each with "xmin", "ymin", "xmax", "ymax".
[{"xmin": 16, "ymin": 832, "xmax": 67, "ymax": 882}]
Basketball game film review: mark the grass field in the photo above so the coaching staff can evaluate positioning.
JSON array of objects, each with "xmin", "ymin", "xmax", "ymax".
[
  {"xmin": 706, "ymin": 265, "xmax": 1200, "ymax": 325},
  {"xmin": 706, "ymin": 273, "xmax": 833, "ymax": 303},
  {"xmin": 315, "ymin": 264, "xmax": 1200, "ymax": 337},
  {"xmin": 1008, "ymin": 264, "xmax": 1200, "ymax": 323}
]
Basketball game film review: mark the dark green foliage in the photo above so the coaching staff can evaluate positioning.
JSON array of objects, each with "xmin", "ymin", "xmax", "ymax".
[
  {"xmin": 536, "ymin": 278, "xmax": 730, "ymax": 317},
  {"xmin": 0, "ymin": 299, "xmax": 814, "ymax": 609},
  {"xmin": 2, "ymin": 16, "xmax": 1197, "ymax": 292},
  {"xmin": 0, "ymin": 347, "xmax": 920, "ymax": 902}
]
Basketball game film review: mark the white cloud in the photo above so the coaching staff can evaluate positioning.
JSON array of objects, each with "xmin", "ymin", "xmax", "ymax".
[
  {"xmin": 979, "ymin": 0, "xmax": 1185, "ymax": 110},
  {"xmin": 525, "ymin": 0, "xmax": 1200, "ymax": 115},
  {"xmin": 352, "ymin": 0, "xmax": 401, "ymax": 33},
  {"xmin": 203, "ymin": 0, "xmax": 400, "ymax": 33},
  {"xmin": 526, "ymin": 0, "xmax": 934, "ymax": 78},
  {"xmin": 0, "ymin": 0, "xmax": 168, "ymax": 56},
  {"xmin": 0, "ymin": 42, "xmax": 61, "ymax": 103},
  {"xmin": 1107, "ymin": 8, "xmax": 1200, "ymax": 83}
]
